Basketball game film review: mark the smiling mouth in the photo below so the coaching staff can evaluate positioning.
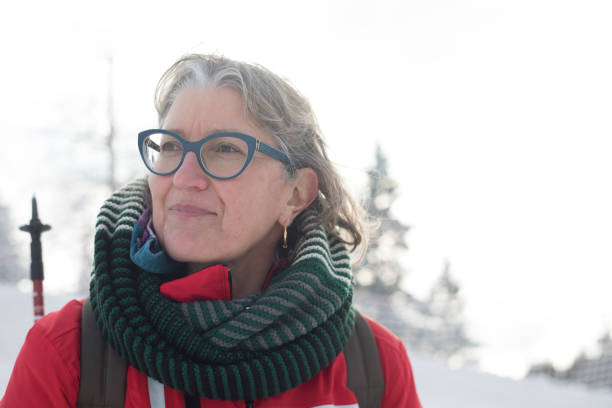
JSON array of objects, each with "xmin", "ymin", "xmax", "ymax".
[{"xmin": 169, "ymin": 204, "xmax": 216, "ymax": 217}]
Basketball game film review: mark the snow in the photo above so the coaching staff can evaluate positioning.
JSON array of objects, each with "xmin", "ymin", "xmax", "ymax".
[
  {"xmin": 0, "ymin": 283, "xmax": 85, "ymax": 392},
  {"xmin": 410, "ymin": 353, "xmax": 612, "ymax": 407},
  {"xmin": 2, "ymin": 283, "xmax": 612, "ymax": 407}
]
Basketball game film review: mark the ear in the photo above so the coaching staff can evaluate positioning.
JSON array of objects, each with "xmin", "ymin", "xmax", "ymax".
[{"xmin": 279, "ymin": 168, "xmax": 318, "ymax": 226}]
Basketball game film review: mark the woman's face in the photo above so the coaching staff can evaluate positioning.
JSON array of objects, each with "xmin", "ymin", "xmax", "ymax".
[{"xmin": 148, "ymin": 86, "xmax": 296, "ymax": 271}]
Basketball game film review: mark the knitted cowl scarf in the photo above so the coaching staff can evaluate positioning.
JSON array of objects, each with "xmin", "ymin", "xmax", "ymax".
[{"xmin": 89, "ymin": 179, "xmax": 355, "ymax": 401}]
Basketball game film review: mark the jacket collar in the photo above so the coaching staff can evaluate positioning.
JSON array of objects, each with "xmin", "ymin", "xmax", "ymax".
[{"xmin": 159, "ymin": 259, "xmax": 288, "ymax": 302}]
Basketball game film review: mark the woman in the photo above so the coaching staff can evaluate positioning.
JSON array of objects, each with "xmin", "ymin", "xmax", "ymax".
[{"xmin": 2, "ymin": 54, "xmax": 421, "ymax": 407}]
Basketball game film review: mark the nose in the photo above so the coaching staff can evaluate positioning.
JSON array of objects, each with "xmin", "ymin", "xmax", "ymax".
[{"xmin": 172, "ymin": 152, "xmax": 211, "ymax": 190}]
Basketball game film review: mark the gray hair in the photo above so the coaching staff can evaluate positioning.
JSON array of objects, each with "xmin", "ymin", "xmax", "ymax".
[{"xmin": 154, "ymin": 54, "xmax": 365, "ymax": 252}]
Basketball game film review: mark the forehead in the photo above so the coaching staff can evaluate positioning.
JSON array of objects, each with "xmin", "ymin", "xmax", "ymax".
[{"xmin": 164, "ymin": 86, "xmax": 272, "ymax": 143}]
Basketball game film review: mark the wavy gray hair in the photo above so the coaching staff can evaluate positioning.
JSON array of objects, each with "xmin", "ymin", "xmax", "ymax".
[{"xmin": 153, "ymin": 54, "xmax": 365, "ymax": 252}]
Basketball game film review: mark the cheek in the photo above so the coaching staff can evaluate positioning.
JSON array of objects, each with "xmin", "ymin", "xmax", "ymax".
[
  {"xmin": 224, "ymin": 177, "xmax": 288, "ymax": 231},
  {"xmin": 221, "ymin": 194, "xmax": 252, "ymax": 238}
]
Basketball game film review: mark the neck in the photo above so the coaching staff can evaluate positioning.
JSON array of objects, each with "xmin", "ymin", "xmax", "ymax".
[{"xmin": 229, "ymin": 256, "xmax": 275, "ymax": 299}]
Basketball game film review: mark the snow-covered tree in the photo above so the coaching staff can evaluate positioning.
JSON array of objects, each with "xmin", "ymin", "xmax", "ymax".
[
  {"xmin": 529, "ymin": 330, "xmax": 612, "ymax": 389},
  {"xmin": 352, "ymin": 146, "xmax": 478, "ymax": 366},
  {"xmin": 352, "ymin": 144, "xmax": 429, "ymax": 341},
  {"xmin": 354, "ymin": 144, "xmax": 410, "ymax": 292},
  {"xmin": 598, "ymin": 332, "xmax": 612, "ymax": 356},
  {"xmin": 423, "ymin": 260, "xmax": 477, "ymax": 365},
  {"xmin": 0, "ymin": 201, "xmax": 25, "ymax": 282}
]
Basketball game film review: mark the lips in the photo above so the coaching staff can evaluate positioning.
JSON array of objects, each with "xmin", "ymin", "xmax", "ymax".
[{"xmin": 168, "ymin": 203, "xmax": 216, "ymax": 217}]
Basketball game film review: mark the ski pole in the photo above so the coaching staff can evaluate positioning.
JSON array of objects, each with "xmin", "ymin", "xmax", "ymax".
[{"xmin": 19, "ymin": 196, "xmax": 51, "ymax": 322}]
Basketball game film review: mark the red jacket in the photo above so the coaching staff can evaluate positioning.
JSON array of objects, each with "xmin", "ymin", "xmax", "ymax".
[{"xmin": 2, "ymin": 267, "xmax": 421, "ymax": 407}]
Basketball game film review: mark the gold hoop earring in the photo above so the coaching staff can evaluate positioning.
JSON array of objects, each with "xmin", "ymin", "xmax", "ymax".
[{"xmin": 282, "ymin": 226, "xmax": 288, "ymax": 249}]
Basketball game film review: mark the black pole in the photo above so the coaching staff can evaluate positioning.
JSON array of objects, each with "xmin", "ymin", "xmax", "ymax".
[{"xmin": 19, "ymin": 196, "xmax": 51, "ymax": 321}]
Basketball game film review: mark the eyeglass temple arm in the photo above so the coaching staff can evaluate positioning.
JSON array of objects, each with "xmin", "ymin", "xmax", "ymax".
[
  {"xmin": 257, "ymin": 140, "xmax": 293, "ymax": 165},
  {"xmin": 146, "ymin": 139, "xmax": 161, "ymax": 152}
]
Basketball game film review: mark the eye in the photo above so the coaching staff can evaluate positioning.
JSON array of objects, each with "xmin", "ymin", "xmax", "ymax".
[
  {"xmin": 215, "ymin": 142, "xmax": 243, "ymax": 154},
  {"xmin": 160, "ymin": 140, "xmax": 182, "ymax": 153},
  {"xmin": 205, "ymin": 137, "xmax": 247, "ymax": 156}
]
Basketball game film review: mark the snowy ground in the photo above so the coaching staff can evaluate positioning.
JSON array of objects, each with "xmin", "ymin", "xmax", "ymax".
[
  {"xmin": 2, "ymin": 283, "xmax": 612, "ymax": 407},
  {"xmin": 410, "ymin": 353, "xmax": 612, "ymax": 407}
]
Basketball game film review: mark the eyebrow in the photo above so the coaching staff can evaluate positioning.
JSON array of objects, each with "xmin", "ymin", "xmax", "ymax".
[{"xmin": 165, "ymin": 128, "xmax": 249, "ymax": 138}]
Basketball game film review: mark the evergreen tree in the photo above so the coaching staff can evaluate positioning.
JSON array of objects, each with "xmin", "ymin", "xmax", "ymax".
[
  {"xmin": 0, "ymin": 201, "xmax": 25, "ymax": 282},
  {"xmin": 529, "ymin": 330, "xmax": 612, "ymax": 389},
  {"xmin": 424, "ymin": 260, "xmax": 477, "ymax": 365},
  {"xmin": 597, "ymin": 331, "xmax": 612, "ymax": 356},
  {"xmin": 353, "ymin": 146, "xmax": 478, "ymax": 366},
  {"xmin": 353, "ymin": 144, "xmax": 427, "ymax": 341},
  {"xmin": 354, "ymin": 144, "xmax": 410, "ymax": 293}
]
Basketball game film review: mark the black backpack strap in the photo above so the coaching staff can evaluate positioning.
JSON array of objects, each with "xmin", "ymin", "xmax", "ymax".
[
  {"xmin": 77, "ymin": 297, "xmax": 127, "ymax": 408},
  {"xmin": 345, "ymin": 310, "xmax": 385, "ymax": 408}
]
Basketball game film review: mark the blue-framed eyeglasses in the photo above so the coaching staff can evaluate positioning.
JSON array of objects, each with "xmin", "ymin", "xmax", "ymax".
[{"xmin": 138, "ymin": 129, "xmax": 293, "ymax": 180}]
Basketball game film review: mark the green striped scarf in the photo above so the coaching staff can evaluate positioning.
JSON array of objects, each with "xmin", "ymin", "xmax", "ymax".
[{"xmin": 89, "ymin": 179, "xmax": 355, "ymax": 400}]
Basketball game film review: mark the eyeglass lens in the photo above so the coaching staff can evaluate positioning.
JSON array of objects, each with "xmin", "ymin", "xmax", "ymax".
[{"xmin": 142, "ymin": 132, "xmax": 249, "ymax": 177}]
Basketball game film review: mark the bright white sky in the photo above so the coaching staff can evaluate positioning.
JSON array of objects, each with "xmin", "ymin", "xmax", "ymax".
[{"xmin": 2, "ymin": 0, "xmax": 612, "ymax": 379}]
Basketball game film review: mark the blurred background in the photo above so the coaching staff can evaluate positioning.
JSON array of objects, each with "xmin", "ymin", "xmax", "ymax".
[{"xmin": 2, "ymin": 0, "xmax": 612, "ymax": 405}]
